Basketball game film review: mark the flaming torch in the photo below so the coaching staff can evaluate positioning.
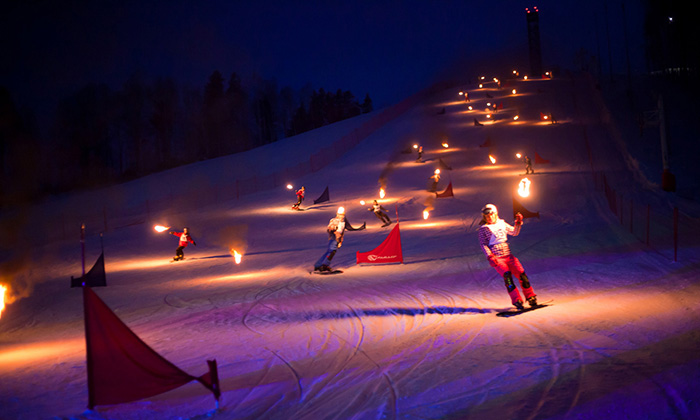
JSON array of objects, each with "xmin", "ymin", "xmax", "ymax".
[
  {"xmin": 154, "ymin": 225, "xmax": 170, "ymax": 233},
  {"xmin": 286, "ymin": 184, "xmax": 293, "ymax": 190},
  {"xmin": 518, "ymin": 178, "xmax": 531, "ymax": 197},
  {"xmin": 0, "ymin": 284, "xmax": 6, "ymax": 319},
  {"xmin": 231, "ymin": 249, "xmax": 243, "ymax": 264},
  {"xmin": 423, "ymin": 210, "xmax": 430, "ymax": 220},
  {"xmin": 379, "ymin": 188, "xmax": 386, "ymax": 199},
  {"xmin": 516, "ymin": 153, "xmax": 522, "ymax": 159},
  {"xmin": 489, "ymin": 155, "xmax": 496, "ymax": 164}
]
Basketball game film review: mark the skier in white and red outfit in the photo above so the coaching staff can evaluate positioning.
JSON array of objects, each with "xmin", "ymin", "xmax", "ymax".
[
  {"xmin": 478, "ymin": 204, "xmax": 537, "ymax": 309},
  {"xmin": 170, "ymin": 227, "xmax": 196, "ymax": 261},
  {"xmin": 292, "ymin": 186, "xmax": 305, "ymax": 210}
]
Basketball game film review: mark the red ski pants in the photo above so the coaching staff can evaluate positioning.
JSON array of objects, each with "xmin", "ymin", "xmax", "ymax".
[{"xmin": 491, "ymin": 254, "xmax": 535, "ymax": 304}]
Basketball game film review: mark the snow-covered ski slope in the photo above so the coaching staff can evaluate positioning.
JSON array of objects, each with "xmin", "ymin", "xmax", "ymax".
[{"xmin": 1, "ymin": 73, "xmax": 699, "ymax": 420}]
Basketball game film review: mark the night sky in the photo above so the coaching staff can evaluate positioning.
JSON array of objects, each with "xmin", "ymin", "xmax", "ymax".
[{"xmin": 1, "ymin": 0, "xmax": 647, "ymax": 117}]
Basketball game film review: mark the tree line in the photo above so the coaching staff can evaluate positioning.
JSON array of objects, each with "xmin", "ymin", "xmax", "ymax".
[{"xmin": 0, "ymin": 71, "xmax": 373, "ymax": 206}]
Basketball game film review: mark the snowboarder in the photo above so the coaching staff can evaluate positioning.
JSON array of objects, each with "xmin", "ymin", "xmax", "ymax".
[
  {"xmin": 416, "ymin": 146, "xmax": 423, "ymax": 162},
  {"xmin": 292, "ymin": 186, "xmax": 305, "ymax": 210},
  {"xmin": 169, "ymin": 227, "xmax": 196, "ymax": 261},
  {"xmin": 313, "ymin": 207, "xmax": 346, "ymax": 272},
  {"xmin": 477, "ymin": 204, "xmax": 537, "ymax": 310},
  {"xmin": 369, "ymin": 200, "xmax": 391, "ymax": 226},
  {"xmin": 524, "ymin": 155, "xmax": 534, "ymax": 174}
]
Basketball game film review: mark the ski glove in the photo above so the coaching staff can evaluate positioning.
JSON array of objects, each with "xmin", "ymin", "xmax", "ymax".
[
  {"xmin": 487, "ymin": 254, "xmax": 498, "ymax": 267},
  {"xmin": 514, "ymin": 212, "xmax": 523, "ymax": 225},
  {"xmin": 192, "ymin": 241, "xmax": 197, "ymax": 246}
]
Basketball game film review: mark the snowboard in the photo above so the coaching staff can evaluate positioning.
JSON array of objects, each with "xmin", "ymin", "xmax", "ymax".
[
  {"xmin": 310, "ymin": 269, "xmax": 343, "ymax": 275},
  {"xmin": 381, "ymin": 221, "xmax": 392, "ymax": 227},
  {"xmin": 496, "ymin": 300, "xmax": 552, "ymax": 317},
  {"xmin": 170, "ymin": 256, "xmax": 186, "ymax": 262}
]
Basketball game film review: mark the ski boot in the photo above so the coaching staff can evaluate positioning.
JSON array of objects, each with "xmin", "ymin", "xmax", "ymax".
[
  {"xmin": 527, "ymin": 296, "xmax": 538, "ymax": 307},
  {"xmin": 514, "ymin": 300, "xmax": 525, "ymax": 310}
]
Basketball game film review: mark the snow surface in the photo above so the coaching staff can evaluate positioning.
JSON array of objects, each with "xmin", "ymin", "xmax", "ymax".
[{"xmin": 1, "ymin": 73, "xmax": 700, "ymax": 420}]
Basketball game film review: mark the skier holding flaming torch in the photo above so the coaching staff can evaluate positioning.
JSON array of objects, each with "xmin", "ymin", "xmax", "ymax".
[
  {"xmin": 478, "ymin": 204, "xmax": 537, "ymax": 310},
  {"xmin": 169, "ymin": 227, "xmax": 196, "ymax": 261}
]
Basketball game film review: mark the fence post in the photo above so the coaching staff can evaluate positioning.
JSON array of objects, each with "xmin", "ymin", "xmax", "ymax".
[
  {"xmin": 629, "ymin": 198, "xmax": 633, "ymax": 234},
  {"xmin": 673, "ymin": 207, "xmax": 678, "ymax": 262},
  {"xmin": 646, "ymin": 204, "xmax": 650, "ymax": 246}
]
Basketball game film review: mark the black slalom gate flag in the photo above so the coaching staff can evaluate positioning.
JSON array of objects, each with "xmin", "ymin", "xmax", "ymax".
[
  {"xmin": 314, "ymin": 186, "xmax": 330, "ymax": 204},
  {"xmin": 512, "ymin": 197, "xmax": 540, "ymax": 220},
  {"xmin": 71, "ymin": 252, "xmax": 107, "ymax": 288}
]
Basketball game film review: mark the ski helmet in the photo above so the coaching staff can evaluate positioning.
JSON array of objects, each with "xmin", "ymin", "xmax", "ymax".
[{"xmin": 481, "ymin": 204, "xmax": 497, "ymax": 215}]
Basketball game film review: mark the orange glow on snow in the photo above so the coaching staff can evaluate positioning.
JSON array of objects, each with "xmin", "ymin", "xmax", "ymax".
[
  {"xmin": 154, "ymin": 225, "xmax": 170, "ymax": 233},
  {"xmin": 0, "ymin": 338, "xmax": 83, "ymax": 370}
]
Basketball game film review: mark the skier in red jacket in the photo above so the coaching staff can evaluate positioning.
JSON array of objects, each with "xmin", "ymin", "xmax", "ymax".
[
  {"xmin": 292, "ymin": 186, "xmax": 305, "ymax": 210},
  {"xmin": 478, "ymin": 204, "xmax": 536, "ymax": 309},
  {"xmin": 170, "ymin": 227, "xmax": 196, "ymax": 261}
]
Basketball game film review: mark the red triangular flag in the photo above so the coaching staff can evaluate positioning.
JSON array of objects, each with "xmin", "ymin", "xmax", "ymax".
[
  {"xmin": 436, "ymin": 182, "xmax": 454, "ymax": 198},
  {"xmin": 83, "ymin": 287, "xmax": 219, "ymax": 408},
  {"xmin": 356, "ymin": 223, "xmax": 403, "ymax": 264},
  {"xmin": 535, "ymin": 152, "xmax": 550, "ymax": 164}
]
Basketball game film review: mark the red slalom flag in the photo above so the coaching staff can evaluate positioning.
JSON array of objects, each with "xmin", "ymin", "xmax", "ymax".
[
  {"xmin": 82, "ymin": 287, "xmax": 220, "ymax": 409},
  {"xmin": 356, "ymin": 223, "xmax": 403, "ymax": 264},
  {"xmin": 512, "ymin": 197, "xmax": 540, "ymax": 220},
  {"xmin": 535, "ymin": 152, "xmax": 550, "ymax": 164},
  {"xmin": 436, "ymin": 182, "xmax": 454, "ymax": 198}
]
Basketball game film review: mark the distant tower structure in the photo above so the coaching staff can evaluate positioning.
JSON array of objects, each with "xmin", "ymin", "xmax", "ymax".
[{"xmin": 525, "ymin": 7, "xmax": 543, "ymax": 78}]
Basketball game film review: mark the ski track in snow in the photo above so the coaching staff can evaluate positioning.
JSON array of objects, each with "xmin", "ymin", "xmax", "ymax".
[{"xmin": 1, "ymin": 73, "xmax": 700, "ymax": 419}]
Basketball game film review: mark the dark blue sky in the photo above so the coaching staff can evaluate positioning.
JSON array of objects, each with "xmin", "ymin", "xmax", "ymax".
[{"xmin": 1, "ymin": 0, "xmax": 647, "ymax": 114}]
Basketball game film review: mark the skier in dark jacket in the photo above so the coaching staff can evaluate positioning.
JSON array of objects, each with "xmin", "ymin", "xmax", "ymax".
[
  {"xmin": 170, "ymin": 227, "xmax": 196, "ymax": 261},
  {"xmin": 524, "ymin": 155, "xmax": 534, "ymax": 174},
  {"xmin": 369, "ymin": 200, "xmax": 391, "ymax": 226},
  {"xmin": 313, "ymin": 207, "xmax": 346, "ymax": 272},
  {"xmin": 477, "ymin": 204, "xmax": 536, "ymax": 309}
]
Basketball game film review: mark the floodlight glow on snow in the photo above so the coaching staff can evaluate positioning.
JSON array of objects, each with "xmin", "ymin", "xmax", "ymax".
[
  {"xmin": 379, "ymin": 188, "xmax": 385, "ymax": 199},
  {"xmin": 423, "ymin": 210, "xmax": 430, "ymax": 220},
  {"xmin": 518, "ymin": 178, "xmax": 531, "ymax": 197},
  {"xmin": 154, "ymin": 225, "xmax": 170, "ymax": 233},
  {"xmin": 489, "ymin": 155, "xmax": 496, "ymax": 164},
  {"xmin": 286, "ymin": 184, "xmax": 293, "ymax": 190},
  {"xmin": 0, "ymin": 284, "xmax": 6, "ymax": 319},
  {"xmin": 231, "ymin": 249, "xmax": 242, "ymax": 264}
]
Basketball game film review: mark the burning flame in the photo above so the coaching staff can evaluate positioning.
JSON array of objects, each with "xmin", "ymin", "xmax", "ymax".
[
  {"xmin": 0, "ymin": 284, "xmax": 7, "ymax": 319},
  {"xmin": 232, "ymin": 249, "xmax": 242, "ymax": 264},
  {"xmin": 512, "ymin": 89, "xmax": 517, "ymax": 94},
  {"xmin": 513, "ymin": 115, "xmax": 519, "ymax": 121},
  {"xmin": 423, "ymin": 210, "xmax": 430, "ymax": 220},
  {"xmin": 489, "ymin": 155, "xmax": 496, "ymax": 164},
  {"xmin": 360, "ymin": 200, "xmax": 366, "ymax": 205},
  {"xmin": 154, "ymin": 225, "xmax": 170, "ymax": 233},
  {"xmin": 442, "ymin": 142, "xmax": 449, "ymax": 148},
  {"xmin": 379, "ymin": 188, "xmax": 385, "ymax": 199},
  {"xmin": 516, "ymin": 153, "xmax": 522, "ymax": 159},
  {"xmin": 518, "ymin": 177, "xmax": 531, "ymax": 197},
  {"xmin": 286, "ymin": 184, "xmax": 293, "ymax": 189}
]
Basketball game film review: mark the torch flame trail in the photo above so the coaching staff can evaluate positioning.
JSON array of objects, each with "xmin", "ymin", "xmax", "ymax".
[
  {"xmin": 154, "ymin": 225, "xmax": 170, "ymax": 233},
  {"xmin": 0, "ymin": 284, "xmax": 7, "ymax": 319},
  {"xmin": 232, "ymin": 250, "xmax": 242, "ymax": 264},
  {"xmin": 489, "ymin": 155, "xmax": 496, "ymax": 164},
  {"xmin": 518, "ymin": 177, "xmax": 531, "ymax": 197}
]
